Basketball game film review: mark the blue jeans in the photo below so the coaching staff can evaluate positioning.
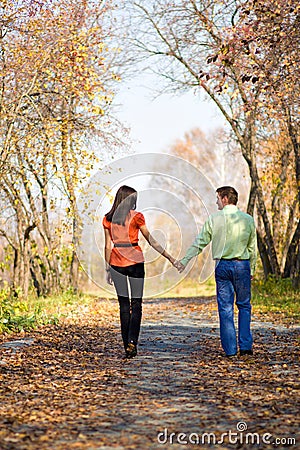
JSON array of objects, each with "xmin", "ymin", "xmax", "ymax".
[{"xmin": 215, "ymin": 259, "xmax": 253, "ymax": 355}]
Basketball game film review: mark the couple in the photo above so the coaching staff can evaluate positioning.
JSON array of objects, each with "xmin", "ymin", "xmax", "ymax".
[{"xmin": 103, "ymin": 185, "xmax": 257, "ymax": 359}]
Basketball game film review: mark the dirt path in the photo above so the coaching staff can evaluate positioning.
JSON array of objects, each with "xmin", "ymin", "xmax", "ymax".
[{"xmin": 0, "ymin": 297, "xmax": 299, "ymax": 450}]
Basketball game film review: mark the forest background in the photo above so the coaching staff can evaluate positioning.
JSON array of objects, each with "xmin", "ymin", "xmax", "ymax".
[{"xmin": 0, "ymin": 0, "xmax": 299, "ymax": 331}]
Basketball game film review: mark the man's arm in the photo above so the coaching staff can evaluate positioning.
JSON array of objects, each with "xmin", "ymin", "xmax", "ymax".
[{"xmin": 177, "ymin": 218, "xmax": 213, "ymax": 271}]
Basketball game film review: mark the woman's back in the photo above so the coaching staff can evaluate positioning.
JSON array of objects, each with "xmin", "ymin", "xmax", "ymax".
[{"xmin": 102, "ymin": 210, "xmax": 145, "ymax": 267}]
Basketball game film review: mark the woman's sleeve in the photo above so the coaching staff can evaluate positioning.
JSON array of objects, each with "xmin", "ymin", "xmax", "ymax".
[
  {"xmin": 136, "ymin": 212, "xmax": 146, "ymax": 228},
  {"xmin": 102, "ymin": 216, "xmax": 110, "ymax": 229}
]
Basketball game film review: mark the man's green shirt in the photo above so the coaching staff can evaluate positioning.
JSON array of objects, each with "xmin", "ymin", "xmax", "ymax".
[{"xmin": 180, "ymin": 205, "xmax": 257, "ymax": 275}]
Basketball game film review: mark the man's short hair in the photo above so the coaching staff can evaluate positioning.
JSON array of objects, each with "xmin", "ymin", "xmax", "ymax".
[{"xmin": 216, "ymin": 186, "xmax": 238, "ymax": 205}]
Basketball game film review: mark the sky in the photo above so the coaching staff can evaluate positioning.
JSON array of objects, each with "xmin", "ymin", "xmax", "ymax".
[
  {"xmin": 108, "ymin": 76, "xmax": 250, "ymax": 207},
  {"xmin": 114, "ymin": 76, "xmax": 226, "ymax": 155}
]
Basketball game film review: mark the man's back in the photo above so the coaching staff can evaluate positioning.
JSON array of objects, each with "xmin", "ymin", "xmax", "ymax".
[{"xmin": 211, "ymin": 205, "xmax": 254, "ymax": 255}]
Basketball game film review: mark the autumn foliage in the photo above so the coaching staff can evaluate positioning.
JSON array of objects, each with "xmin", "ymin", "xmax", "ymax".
[
  {"xmin": 132, "ymin": 0, "xmax": 299, "ymax": 285},
  {"xmin": 0, "ymin": 0, "xmax": 122, "ymax": 296}
]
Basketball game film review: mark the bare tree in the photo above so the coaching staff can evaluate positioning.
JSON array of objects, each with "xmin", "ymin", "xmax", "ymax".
[{"xmin": 127, "ymin": 0, "xmax": 299, "ymax": 282}]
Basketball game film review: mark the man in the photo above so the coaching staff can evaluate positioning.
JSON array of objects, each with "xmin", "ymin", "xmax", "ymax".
[{"xmin": 175, "ymin": 186, "xmax": 257, "ymax": 358}]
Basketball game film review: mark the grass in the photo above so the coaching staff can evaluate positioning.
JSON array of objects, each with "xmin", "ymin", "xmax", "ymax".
[
  {"xmin": 0, "ymin": 289, "xmax": 97, "ymax": 334},
  {"xmin": 251, "ymin": 277, "xmax": 300, "ymax": 321}
]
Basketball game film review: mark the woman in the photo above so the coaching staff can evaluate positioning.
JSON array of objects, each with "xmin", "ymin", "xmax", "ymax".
[{"xmin": 103, "ymin": 185, "xmax": 176, "ymax": 358}]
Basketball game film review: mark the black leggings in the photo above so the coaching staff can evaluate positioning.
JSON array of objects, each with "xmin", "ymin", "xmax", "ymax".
[{"xmin": 110, "ymin": 263, "xmax": 145, "ymax": 349}]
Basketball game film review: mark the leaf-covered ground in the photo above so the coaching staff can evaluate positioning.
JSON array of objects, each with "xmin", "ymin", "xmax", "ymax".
[{"xmin": 0, "ymin": 297, "xmax": 299, "ymax": 450}]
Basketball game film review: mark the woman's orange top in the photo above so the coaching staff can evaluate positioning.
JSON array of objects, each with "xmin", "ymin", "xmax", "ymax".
[{"xmin": 102, "ymin": 210, "xmax": 145, "ymax": 267}]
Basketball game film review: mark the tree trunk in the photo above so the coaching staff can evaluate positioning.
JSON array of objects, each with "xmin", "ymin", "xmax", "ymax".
[
  {"xmin": 70, "ymin": 216, "xmax": 79, "ymax": 293},
  {"xmin": 246, "ymin": 155, "xmax": 281, "ymax": 277},
  {"xmin": 256, "ymin": 231, "xmax": 273, "ymax": 279},
  {"xmin": 242, "ymin": 131, "xmax": 281, "ymax": 277},
  {"xmin": 21, "ymin": 223, "xmax": 36, "ymax": 297},
  {"xmin": 61, "ymin": 119, "xmax": 80, "ymax": 293},
  {"xmin": 12, "ymin": 247, "xmax": 20, "ymax": 296},
  {"xmin": 284, "ymin": 221, "xmax": 300, "ymax": 288},
  {"xmin": 280, "ymin": 198, "xmax": 299, "ymax": 273},
  {"xmin": 283, "ymin": 105, "xmax": 300, "ymax": 288},
  {"xmin": 19, "ymin": 149, "xmax": 61, "ymax": 295},
  {"xmin": 247, "ymin": 178, "xmax": 257, "ymax": 217}
]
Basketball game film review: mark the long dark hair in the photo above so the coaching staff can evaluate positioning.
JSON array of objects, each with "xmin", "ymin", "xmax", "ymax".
[{"xmin": 105, "ymin": 185, "xmax": 137, "ymax": 225}]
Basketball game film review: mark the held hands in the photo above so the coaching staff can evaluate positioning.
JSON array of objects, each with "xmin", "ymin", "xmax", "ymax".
[
  {"xmin": 173, "ymin": 260, "xmax": 185, "ymax": 273},
  {"xmin": 168, "ymin": 256, "xmax": 185, "ymax": 273},
  {"xmin": 161, "ymin": 247, "xmax": 186, "ymax": 273}
]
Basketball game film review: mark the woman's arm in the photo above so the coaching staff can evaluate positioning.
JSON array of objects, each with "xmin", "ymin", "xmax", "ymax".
[
  {"xmin": 139, "ymin": 224, "xmax": 176, "ymax": 265},
  {"xmin": 104, "ymin": 228, "xmax": 113, "ymax": 284}
]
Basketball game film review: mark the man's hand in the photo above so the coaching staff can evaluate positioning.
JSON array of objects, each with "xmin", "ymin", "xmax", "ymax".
[{"xmin": 173, "ymin": 260, "xmax": 185, "ymax": 273}]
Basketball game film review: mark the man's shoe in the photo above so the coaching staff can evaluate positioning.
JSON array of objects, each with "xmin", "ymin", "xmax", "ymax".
[
  {"xmin": 240, "ymin": 349, "xmax": 253, "ymax": 356},
  {"xmin": 126, "ymin": 342, "xmax": 137, "ymax": 358}
]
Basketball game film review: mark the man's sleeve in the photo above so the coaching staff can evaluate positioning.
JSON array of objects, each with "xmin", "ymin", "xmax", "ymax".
[
  {"xmin": 180, "ymin": 218, "xmax": 212, "ymax": 267},
  {"xmin": 248, "ymin": 218, "xmax": 257, "ymax": 276}
]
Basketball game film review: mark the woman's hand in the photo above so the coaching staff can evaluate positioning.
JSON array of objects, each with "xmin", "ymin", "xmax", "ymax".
[
  {"xmin": 168, "ymin": 256, "xmax": 185, "ymax": 272},
  {"xmin": 173, "ymin": 260, "xmax": 185, "ymax": 273},
  {"xmin": 106, "ymin": 270, "xmax": 113, "ymax": 285},
  {"xmin": 104, "ymin": 229, "xmax": 113, "ymax": 284}
]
